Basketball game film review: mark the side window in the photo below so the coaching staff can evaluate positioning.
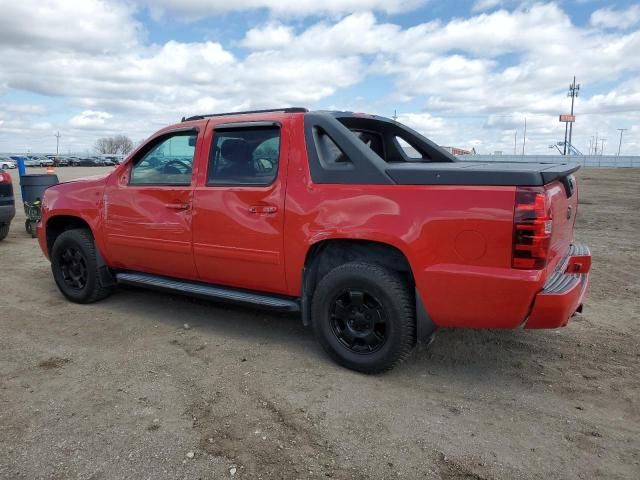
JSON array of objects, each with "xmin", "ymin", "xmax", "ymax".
[
  {"xmin": 352, "ymin": 130, "xmax": 385, "ymax": 159},
  {"xmin": 395, "ymin": 136, "xmax": 423, "ymax": 160},
  {"xmin": 130, "ymin": 132, "xmax": 196, "ymax": 186},
  {"xmin": 314, "ymin": 128, "xmax": 353, "ymax": 168},
  {"xmin": 208, "ymin": 126, "xmax": 280, "ymax": 186}
]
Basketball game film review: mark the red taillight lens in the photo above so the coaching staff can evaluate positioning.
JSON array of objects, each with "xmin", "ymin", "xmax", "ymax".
[
  {"xmin": 512, "ymin": 187, "xmax": 552, "ymax": 269},
  {"xmin": 0, "ymin": 171, "xmax": 11, "ymax": 183}
]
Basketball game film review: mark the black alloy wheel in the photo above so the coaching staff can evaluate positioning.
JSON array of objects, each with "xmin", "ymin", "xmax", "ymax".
[
  {"xmin": 59, "ymin": 246, "xmax": 88, "ymax": 290},
  {"xmin": 329, "ymin": 289, "xmax": 387, "ymax": 354},
  {"xmin": 312, "ymin": 262, "xmax": 416, "ymax": 374}
]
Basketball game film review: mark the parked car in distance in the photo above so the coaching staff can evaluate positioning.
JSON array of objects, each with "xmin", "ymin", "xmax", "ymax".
[
  {"xmin": 23, "ymin": 158, "xmax": 41, "ymax": 167},
  {"xmin": 75, "ymin": 157, "xmax": 103, "ymax": 167},
  {"xmin": 53, "ymin": 157, "xmax": 69, "ymax": 167},
  {"xmin": 37, "ymin": 107, "xmax": 591, "ymax": 373},
  {"xmin": 0, "ymin": 170, "xmax": 15, "ymax": 241},
  {"xmin": 29, "ymin": 156, "xmax": 54, "ymax": 167},
  {"xmin": 0, "ymin": 157, "xmax": 16, "ymax": 169}
]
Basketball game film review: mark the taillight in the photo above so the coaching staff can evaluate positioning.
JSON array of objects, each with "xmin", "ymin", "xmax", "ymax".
[
  {"xmin": 0, "ymin": 171, "xmax": 11, "ymax": 183},
  {"xmin": 512, "ymin": 187, "xmax": 553, "ymax": 269}
]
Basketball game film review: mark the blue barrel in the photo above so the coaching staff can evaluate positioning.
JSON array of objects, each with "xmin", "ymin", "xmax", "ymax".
[{"xmin": 20, "ymin": 174, "xmax": 59, "ymax": 204}]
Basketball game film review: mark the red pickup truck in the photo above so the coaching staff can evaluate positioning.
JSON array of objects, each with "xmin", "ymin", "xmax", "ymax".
[{"xmin": 37, "ymin": 108, "xmax": 591, "ymax": 373}]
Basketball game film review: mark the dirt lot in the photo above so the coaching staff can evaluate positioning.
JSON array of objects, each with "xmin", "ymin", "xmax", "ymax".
[{"xmin": 0, "ymin": 166, "xmax": 638, "ymax": 480}]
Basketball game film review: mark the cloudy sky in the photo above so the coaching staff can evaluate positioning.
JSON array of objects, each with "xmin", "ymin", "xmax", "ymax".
[{"xmin": 1, "ymin": 0, "xmax": 639, "ymax": 155}]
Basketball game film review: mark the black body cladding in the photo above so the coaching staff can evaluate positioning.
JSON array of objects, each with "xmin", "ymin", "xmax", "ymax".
[{"xmin": 304, "ymin": 111, "xmax": 580, "ymax": 186}]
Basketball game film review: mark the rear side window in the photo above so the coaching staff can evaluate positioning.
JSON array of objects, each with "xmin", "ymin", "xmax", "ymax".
[
  {"xmin": 394, "ymin": 136, "xmax": 424, "ymax": 160},
  {"xmin": 314, "ymin": 128, "xmax": 353, "ymax": 167},
  {"xmin": 208, "ymin": 126, "xmax": 280, "ymax": 186}
]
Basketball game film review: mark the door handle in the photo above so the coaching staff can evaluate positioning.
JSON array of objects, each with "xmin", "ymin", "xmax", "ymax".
[
  {"xmin": 248, "ymin": 205, "xmax": 278, "ymax": 214},
  {"xmin": 165, "ymin": 202, "xmax": 190, "ymax": 210}
]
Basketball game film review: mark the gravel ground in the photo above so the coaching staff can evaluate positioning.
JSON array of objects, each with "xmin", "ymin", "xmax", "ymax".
[{"xmin": 0, "ymin": 166, "xmax": 638, "ymax": 480}]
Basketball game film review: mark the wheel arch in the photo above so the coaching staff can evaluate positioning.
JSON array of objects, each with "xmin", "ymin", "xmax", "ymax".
[
  {"xmin": 46, "ymin": 215, "xmax": 115, "ymax": 288},
  {"xmin": 45, "ymin": 215, "xmax": 92, "ymax": 255},
  {"xmin": 300, "ymin": 238, "xmax": 435, "ymax": 340}
]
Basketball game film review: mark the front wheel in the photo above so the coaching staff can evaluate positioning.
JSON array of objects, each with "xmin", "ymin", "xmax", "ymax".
[
  {"xmin": 312, "ymin": 262, "xmax": 416, "ymax": 374},
  {"xmin": 51, "ymin": 228, "xmax": 114, "ymax": 303}
]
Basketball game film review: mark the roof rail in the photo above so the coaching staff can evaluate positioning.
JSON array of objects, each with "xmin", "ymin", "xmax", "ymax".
[{"xmin": 182, "ymin": 107, "xmax": 308, "ymax": 122}]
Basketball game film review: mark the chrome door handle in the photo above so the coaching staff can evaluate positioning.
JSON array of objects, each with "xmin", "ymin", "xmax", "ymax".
[
  {"xmin": 165, "ymin": 203, "xmax": 190, "ymax": 210},
  {"xmin": 248, "ymin": 205, "xmax": 278, "ymax": 214}
]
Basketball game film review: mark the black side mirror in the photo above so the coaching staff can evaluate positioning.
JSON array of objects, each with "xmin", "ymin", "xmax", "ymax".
[{"xmin": 188, "ymin": 136, "xmax": 197, "ymax": 147}]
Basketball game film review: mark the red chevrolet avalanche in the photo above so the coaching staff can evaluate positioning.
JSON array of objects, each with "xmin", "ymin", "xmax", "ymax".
[{"xmin": 37, "ymin": 108, "xmax": 591, "ymax": 373}]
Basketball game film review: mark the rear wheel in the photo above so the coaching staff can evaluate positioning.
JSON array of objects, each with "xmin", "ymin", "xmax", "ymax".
[
  {"xmin": 312, "ymin": 262, "xmax": 416, "ymax": 374},
  {"xmin": 51, "ymin": 229, "xmax": 114, "ymax": 303}
]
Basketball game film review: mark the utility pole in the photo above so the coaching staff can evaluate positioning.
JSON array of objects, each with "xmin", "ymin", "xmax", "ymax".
[
  {"xmin": 567, "ymin": 77, "xmax": 579, "ymax": 153},
  {"xmin": 617, "ymin": 128, "xmax": 628, "ymax": 156},
  {"xmin": 594, "ymin": 131, "xmax": 599, "ymax": 155},
  {"xmin": 392, "ymin": 110, "xmax": 398, "ymax": 121},
  {"xmin": 54, "ymin": 131, "xmax": 61, "ymax": 158},
  {"xmin": 600, "ymin": 138, "xmax": 606, "ymax": 156},
  {"xmin": 521, "ymin": 117, "xmax": 527, "ymax": 156},
  {"xmin": 589, "ymin": 137, "xmax": 593, "ymax": 155}
]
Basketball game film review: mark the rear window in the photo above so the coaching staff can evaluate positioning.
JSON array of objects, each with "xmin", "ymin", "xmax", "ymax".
[{"xmin": 208, "ymin": 126, "xmax": 280, "ymax": 186}]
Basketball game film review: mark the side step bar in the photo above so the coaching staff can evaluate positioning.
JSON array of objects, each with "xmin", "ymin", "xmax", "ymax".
[{"xmin": 115, "ymin": 272, "xmax": 300, "ymax": 312}]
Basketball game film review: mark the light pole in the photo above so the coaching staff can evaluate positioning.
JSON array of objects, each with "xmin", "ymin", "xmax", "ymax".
[
  {"xmin": 567, "ymin": 77, "xmax": 579, "ymax": 152},
  {"xmin": 521, "ymin": 117, "xmax": 527, "ymax": 156},
  {"xmin": 617, "ymin": 128, "xmax": 628, "ymax": 156},
  {"xmin": 54, "ymin": 131, "xmax": 61, "ymax": 159}
]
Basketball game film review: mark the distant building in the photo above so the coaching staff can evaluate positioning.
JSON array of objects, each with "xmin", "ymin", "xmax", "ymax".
[{"xmin": 443, "ymin": 146, "xmax": 476, "ymax": 155}]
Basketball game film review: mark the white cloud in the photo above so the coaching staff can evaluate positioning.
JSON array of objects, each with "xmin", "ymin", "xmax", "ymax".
[
  {"xmin": 0, "ymin": 0, "xmax": 639, "ymax": 156},
  {"xmin": 141, "ymin": 0, "xmax": 426, "ymax": 19},
  {"xmin": 591, "ymin": 5, "xmax": 640, "ymax": 30},
  {"xmin": 70, "ymin": 110, "xmax": 113, "ymax": 128},
  {"xmin": 241, "ymin": 24, "xmax": 294, "ymax": 50},
  {"xmin": 0, "ymin": 0, "xmax": 139, "ymax": 53}
]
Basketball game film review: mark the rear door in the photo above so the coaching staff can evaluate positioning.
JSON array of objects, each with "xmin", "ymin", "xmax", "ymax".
[
  {"xmin": 191, "ymin": 120, "xmax": 289, "ymax": 293},
  {"xmin": 103, "ymin": 128, "xmax": 201, "ymax": 279}
]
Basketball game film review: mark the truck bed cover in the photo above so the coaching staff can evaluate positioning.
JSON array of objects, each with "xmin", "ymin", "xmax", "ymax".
[{"xmin": 385, "ymin": 161, "xmax": 581, "ymax": 186}]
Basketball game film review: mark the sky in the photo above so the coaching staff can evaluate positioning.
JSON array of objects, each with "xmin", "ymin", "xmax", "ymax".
[{"xmin": 0, "ymin": 0, "xmax": 639, "ymax": 155}]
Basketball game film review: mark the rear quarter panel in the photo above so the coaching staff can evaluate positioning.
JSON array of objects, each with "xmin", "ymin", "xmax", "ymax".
[{"xmin": 285, "ymin": 116, "xmax": 545, "ymax": 328}]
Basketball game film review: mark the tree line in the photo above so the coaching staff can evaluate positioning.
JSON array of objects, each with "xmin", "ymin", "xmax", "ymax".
[{"xmin": 94, "ymin": 135, "xmax": 134, "ymax": 155}]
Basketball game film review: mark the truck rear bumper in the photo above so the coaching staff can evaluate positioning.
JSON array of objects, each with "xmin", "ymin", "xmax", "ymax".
[
  {"xmin": 0, "ymin": 204, "xmax": 15, "ymax": 224},
  {"xmin": 525, "ymin": 243, "xmax": 590, "ymax": 329}
]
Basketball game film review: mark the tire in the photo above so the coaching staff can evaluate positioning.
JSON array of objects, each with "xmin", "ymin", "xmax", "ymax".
[
  {"xmin": 312, "ymin": 262, "xmax": 416, "ymax": 374},
  {"xmin": 0, "ymin": 223, "xmax": 9, "ymax": 241},
  {"xmin": 50, "ymin": 228, "xmax": 114, "ymax": 303}
]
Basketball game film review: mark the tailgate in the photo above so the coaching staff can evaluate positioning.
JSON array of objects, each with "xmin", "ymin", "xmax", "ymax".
[{"xmin": 545, "ymin": 175, "xmax": 578, "ymax": 274}]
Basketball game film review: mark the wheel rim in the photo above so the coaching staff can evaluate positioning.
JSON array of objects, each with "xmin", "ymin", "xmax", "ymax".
[
  {"xmin": 59, "ymin": 247, "xmax": 88, "ymax": 290},
  {"xmin": 329, "ymin": 289, "xmax": 387, "ymax": 354}
]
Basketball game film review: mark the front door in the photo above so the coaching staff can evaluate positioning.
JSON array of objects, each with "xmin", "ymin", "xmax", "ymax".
[
  {"xmin": 192, "ymin": 121, "xmax": 288, "ymax": 293},
  {"xmin": 103, "ymin": 129, "xmax": 200, "ymax": 280}
]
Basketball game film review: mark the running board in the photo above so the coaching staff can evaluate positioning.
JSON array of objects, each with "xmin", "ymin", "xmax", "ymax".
[{"xmin": 115, "ymin": 272, "xmax": 300, "ymax": 312}]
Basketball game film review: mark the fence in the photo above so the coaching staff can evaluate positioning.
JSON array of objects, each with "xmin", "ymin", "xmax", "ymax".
[{"xmin": 462, "ymin": 155, "xmax": 640, "ymax": 168}]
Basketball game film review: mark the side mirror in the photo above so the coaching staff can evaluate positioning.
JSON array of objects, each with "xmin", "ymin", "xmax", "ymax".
[{"xmin": 188, "ymin": 136, "xmax": 197, "ymax": 147}]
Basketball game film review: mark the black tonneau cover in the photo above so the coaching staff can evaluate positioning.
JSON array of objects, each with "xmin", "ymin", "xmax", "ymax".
[{"xmin": 385, "ymin": 161, "xmax": 581, "ymax": 186}]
